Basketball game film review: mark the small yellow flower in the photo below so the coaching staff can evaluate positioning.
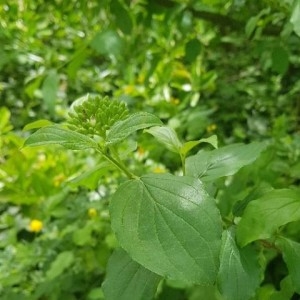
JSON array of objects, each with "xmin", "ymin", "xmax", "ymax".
[
  {"xmin": 206, "ymin": 124, "xmax": 217, "ymax": 133},
  {"xmin": 29, "ymin": 219, "xmax": 43, "ymax": 233},
  {"xmin": 123, "ymin": 85, "xmax": 135, "ymax": 95},
  {"xmin": 152, "ymin": 166, "xmax": 166, "ymax": 174},
  {"xmin": 88, "ymin": 208, "xmax": 97, "ymax": 218},
  {"xmin": 53, "ymin": 173, "xmax": 66, "ymax": 187},
  {"xmin": 170, "ymin": 97, "xmax": 180, "ymax": 105}
]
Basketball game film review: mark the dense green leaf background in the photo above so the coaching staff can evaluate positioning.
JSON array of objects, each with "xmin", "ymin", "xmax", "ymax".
[{"xmin": 1, "ymin": 0, "xmax": 300, "ymax": 299}]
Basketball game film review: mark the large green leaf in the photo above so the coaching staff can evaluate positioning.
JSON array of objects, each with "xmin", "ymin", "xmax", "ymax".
[
  {"xmin": 24, "ymin": 125, "xmax": 98, "ymax": 150},
  {"xmin": 186, "ymin": 142, "xmax": 267, "ymax": 181},
  {"xmin": 102, "ymin": 248, "xmax": 161, "ymax": 300},
  {"xmin": 106, "ymin": 112, "xmax": 162, "ymax": 145},
  {"xmin": 236, "ymin": 189, "xmax": 300, "ymax": 247},
  {"xmin": 276, "ymin": 237, "xmax": 300, "ymax": 293},
  {"xmin": 110, "ymin": 173, "xmax": 222, "ymax": 284},
  {"xmin": 217, "ymin": 229, "xmax": 261, "ymax": 300},
  {"xmin": 145, "ymin": 126, "xmax": 182, "ymax": 153}
]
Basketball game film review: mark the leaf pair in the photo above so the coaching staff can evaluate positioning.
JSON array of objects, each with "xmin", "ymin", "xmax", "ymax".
[{"xmin": 24, "ymin": 112, "xmax": 162, "ymax": 150}]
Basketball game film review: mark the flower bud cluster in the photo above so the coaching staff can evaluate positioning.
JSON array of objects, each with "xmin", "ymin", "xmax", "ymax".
[{"xmin": 67, "ymin": 94, "xmax": 129, "ymax": 138}]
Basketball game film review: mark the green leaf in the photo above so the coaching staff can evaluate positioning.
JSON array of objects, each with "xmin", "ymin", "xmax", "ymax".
[
  {"xmin": 42, "ymin": 70, "xmax": 59, "ymax": 116},
  {"xmin": 110, "ymin": 173, "xmax": 222, "ymax": 284},
  {"xmin": 270, "ymin": 276, "xmax": 295, "ymax": 300},
  {"xmin": 73, "ymin": 222, "xmax": 94, "ymax": 246},
  {"xmin": 46, "ymin": 251, "xmax": 74, "ymax": 280},
  {"xmin": 276, "ymin": 237, "xmax": 300, "ymax": 293},
  {"xmin": 217, "ymin": 229, "xmax": 261, "ymax": 300},
  {"xmin": 106, "ymin": 112, "xmax": 162, "ymax": 145},
  {"xmin": 185, "ymin": 39, "xmax": 202, "ymax": 63},
  {"xmin": 271, "ymin": 46, "xmax": 289, "ymax": 74},
  {"xmin": 233, "ymin": 183, "xmax": 273, "ymax": 217},
  {"xmin": 180, "ymin": 135, "xmax": 218, "ymax": 157},
  {"xmin": 236, "ymin": 189, "xmax": 300, "ymax": 247},
  {"xmin": 68, "ymin": 162, "xmax": 111, "ymax": 189},
  {"xmin": 186, "ymin": 142, "xmax": 267, "ymax": 181},
  {"xmin": 87, "ymin": 288, "xmax": 104, "ymax": 300},
  {"xmin": 110, "ymin": 0, "xmax": 133, "ymax": 35},
  {"xmin": 145, "ymin": 126, "xmax": 182, "ymax": 153},
  {"xmin": 102, "ymin": 248, "xmax": 161, "ymax": 300},
  {"xmin": 67, "ymin": 48, "xmax": 89, "ymax": 79},
  {"xmin": 291, "ymin": 0, "xmax": 300, "ymax": 37},
  {"xmin": 0, "ymin": 106, "xmax": 13, "ymax": 133},
  {"xmin": 24, "ymin": 125, "xmax": 98, "ymax": 150},
  {"xmin": 91, "ymin": 30, "xmax": 124, "ymax": 57},
  {"xmin": 23, "ymin": 119, "xmax": 53, "ymax": 131}
]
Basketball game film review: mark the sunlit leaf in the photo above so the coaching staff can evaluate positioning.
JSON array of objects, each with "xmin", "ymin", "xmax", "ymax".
[
  {"xmin": 180, "ymin": 135, "xmax": 218, "ymax": 156},
  {"xmin": 110, "ymin": 173, "xmax": 222, "ymax": 284},
  {"xmin": 23, "ymin": 119, "xmax": 53, "ymax": 131},
  {"xmin": 145, "ymin": 126, "xmax": 182, "ymax": 153}
]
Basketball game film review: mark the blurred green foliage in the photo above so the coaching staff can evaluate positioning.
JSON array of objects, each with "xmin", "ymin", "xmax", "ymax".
[{"xmin": 1, "ymin": 0, "xmax": 300, "ymax": 299}]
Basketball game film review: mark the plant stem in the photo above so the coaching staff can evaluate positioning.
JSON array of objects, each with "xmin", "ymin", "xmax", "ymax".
[
  {"xmin": 96, "ymin": 148, "xmax": 138, "ymax": 179},
  {"xmin": 181, "ymin": 154, "xmax": 186, "ymax": 176}
]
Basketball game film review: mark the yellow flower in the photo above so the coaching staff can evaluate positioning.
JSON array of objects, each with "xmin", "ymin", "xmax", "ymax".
[
  {"xmin": 123, "ymin": 85, "xmax": 135, "ymax": 95},
  {"xmin": 53, "ymin": 173, "xmax": 66, "ymax": 187},
  {"xmin": 29, "ymin": 219, "xmax": 43, "ymax": 233},
  {"xmin": 88, "ymin": 208, "xmax": 97, "ymax": 218},
  {"xmin": 206, "ymin": 124, "xmax": 217, "ymax": 133},
  {"xmin": 170, "ymin": 97, "xmax": 180, "ymax": 105},
  {"xmin": 152, "ymin": 166, "xmax": 166, "ymax": 174}
]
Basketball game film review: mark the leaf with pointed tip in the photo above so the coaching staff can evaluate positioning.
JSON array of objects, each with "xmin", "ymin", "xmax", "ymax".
[
  {"xmin": 186, "ymin": 142, "xmax": 267, "ymax": 181},
  {"xmin": 145, "ymin": 126, "xmax": 182, "ymax": 153},
  {"xmin": 24, "ymin": 125, "xmax": 98, "ymax": 150},
  {"xmin": 180, "ymin": 135, "xmax": 218, "ymax": 157},
  {"xmin": 110, "ymin": 173, "xmax": 222, "ymax": 284},
  {"xmin": 106, "ymin": 112, "xmax": 162, "ymax": 145},
  {"xmin": 102, "ymin": 248, "xmax": 161, "ymax": 300},
  {"xmin": 217, "ymin": 229, "xmax": 261, "ymax": 300},
  {"xmin": 236, "ymin": 189, "xmax": 300, "ymax": 247},
  {"xmin": 23, "ymin": 119, "xmax": 53, "ymax": 131}
]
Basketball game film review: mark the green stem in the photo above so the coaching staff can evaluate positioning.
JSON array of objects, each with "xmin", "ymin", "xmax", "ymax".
[
  {"xmin": 180, "ymin": 154, "xmax": 186, "ymax": 176},
  {"xmin": 96, "ymin": 148, "xmax": 138, "ymax": 179}
]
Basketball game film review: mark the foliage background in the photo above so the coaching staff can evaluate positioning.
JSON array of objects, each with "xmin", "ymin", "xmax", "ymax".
[{"xmin": 1, "ymin": 0, "xmax": 300, "ymax": 299}]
